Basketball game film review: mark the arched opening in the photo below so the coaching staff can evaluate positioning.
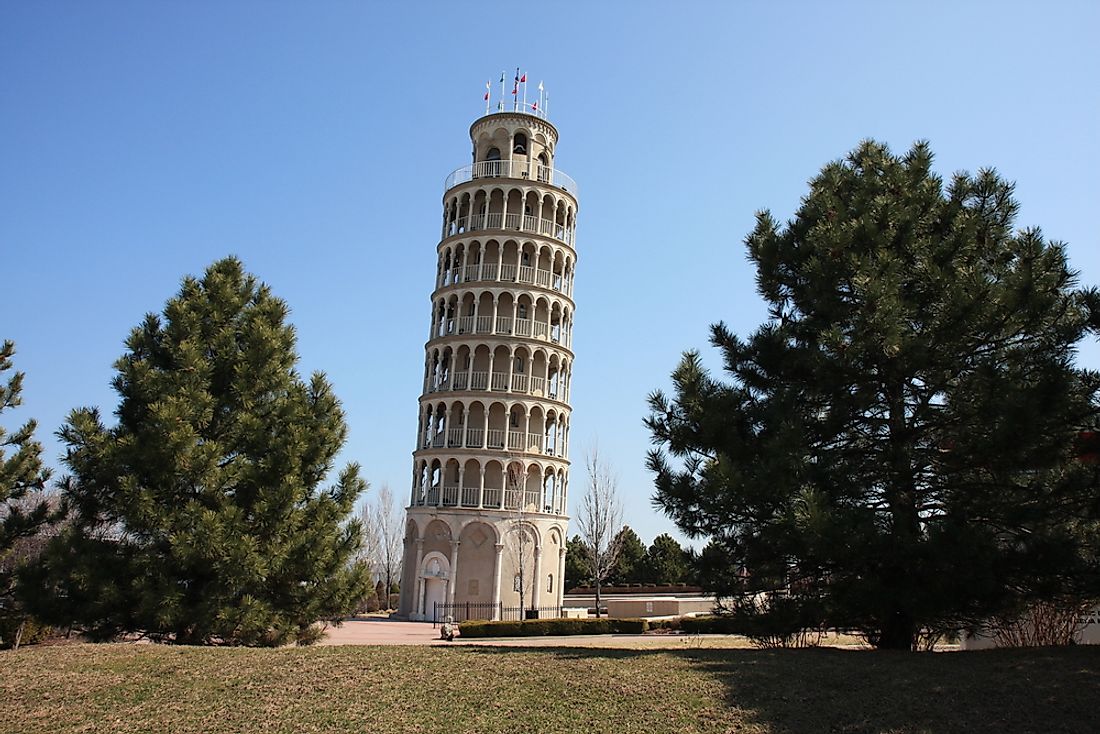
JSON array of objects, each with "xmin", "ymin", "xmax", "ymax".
[
  {"xmin": 485, "ymin": 147, "xmax": 502, "ymax": 177},
  {"xmin": 419, "ymin": 552, "xmax": 451, "ymax": 620},
  {"xmin": 483, "ymin": 460, "xmax": 504, "ymax": 508}
]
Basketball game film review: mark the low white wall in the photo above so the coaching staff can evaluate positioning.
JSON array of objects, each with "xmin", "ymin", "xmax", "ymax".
[
  {"xmin": 961, "ymin": 605, "xmax": 1100, "ymax": 649},
  {"xmin": 562, "ymin": 593, "xmax": 716, "ymax": 618}
]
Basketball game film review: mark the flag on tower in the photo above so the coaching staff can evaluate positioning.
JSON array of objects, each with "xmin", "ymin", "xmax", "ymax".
[
  {"xmin": 531, "ymin": 101, "xmax": 538, "ymax": 111},
  {"xmin": 484, "ymin": 81, "xmax": 490, "ymax": 101},
  {"xmin": 519, "ymin": 73, "xmax": 526, "ymax": 83}
]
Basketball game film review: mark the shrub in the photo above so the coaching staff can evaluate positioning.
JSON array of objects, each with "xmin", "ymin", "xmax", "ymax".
[
  {"xmin": 680, "ymin": 598, "xmax": 825, "ymax": 648},
  {"xmin": 0, "ymin": 616, "xmax": 53, "ymax": 649},
  {"xmin": 648, "ymin": 617, "xmax": 682, "ymax": 632},
  {"xmin": 612, "ymin": 618, "xmax": 648, "ymax": 634},
  {"xmin": 680, "ymin": 615, "xmax": 741, "ymax": 635}
]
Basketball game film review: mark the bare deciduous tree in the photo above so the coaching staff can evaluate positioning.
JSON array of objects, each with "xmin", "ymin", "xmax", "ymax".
[
  {"xmin": 506, "ymin": 459, "xmax": 535, "ymax": 615},
  {"xmin": 357, "ymin": 484, "xmax": 403, "ymax": 610},
  {"xmin": 576, "ymin": 448, "xmax": 623, "ymax": 618}
]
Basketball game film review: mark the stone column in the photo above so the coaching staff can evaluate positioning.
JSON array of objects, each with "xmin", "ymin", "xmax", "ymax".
[
  {"xmin": 448, "ymin": 540, "xmax": 461, "ymax": 606},
  {"xmin": 491, "ymin": 542, "xmax": 504, "ymax": 620},
  {"xmin": 558, "ymin": 547, "xmax": 567, "ymax": 608},
  {"xmin": 412, "ymin": 538, "xmax": 424, "ymax": 619},
  {"xmin": 507, "ymin": 346, "xmax": 516, "ymax": 392},
  {"xmin": 532, "ymin": 545, "xmax": 543, "ymax": 610}
]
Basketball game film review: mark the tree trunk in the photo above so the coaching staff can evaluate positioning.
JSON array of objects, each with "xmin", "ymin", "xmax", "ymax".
[
  {"xmin": 878, "ymin": 609, "xmax": 916, "ymax": 650},
  {"xmin": 13, "ymin": 619, "xmax": 25, "ymax": 651},
  {"xmin": 882, "ymin": 379, "xmax": 919, "ymax": 651},
  {"xmin": 595, "ymin": 579, "xmax": 601, "ymax": 618}
]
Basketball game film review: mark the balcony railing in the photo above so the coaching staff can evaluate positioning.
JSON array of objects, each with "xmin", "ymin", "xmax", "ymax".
[
  {"xmin": 445, "ymin": 160, "xmax": 578, "ymax": 197},
  {"xmin": 432, "ymin": 316, "xmax": 573, "ymax": 349},
  {"xmin": 426, "ymin": 369, "xmax": 568, "ymax": 401},
  {"xmin": 412, "ymin": 483, "xmax": 564, "ymax": 514},
  {"xmin": 421, "ymin": 429, "xmax": 564, "ymax": 458},
  {"xmin": 441, "ymin": 212, "xmax": 575, "ymax": 247},
  {"xmin": 439, "ymin": 261, "xmax": 572, "ymax": 296}
]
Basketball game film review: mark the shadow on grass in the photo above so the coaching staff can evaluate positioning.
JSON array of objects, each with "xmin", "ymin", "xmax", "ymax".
[{"xmin": 463, "ymin": 643, "xmax": 1100, "ymax": 734}]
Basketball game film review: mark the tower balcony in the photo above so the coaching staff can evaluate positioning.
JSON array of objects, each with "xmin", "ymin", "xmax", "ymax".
[
  {"xmin": 411, "ymin": 484, "xmax": 566, "ymax": 515},
  {"xmin": 438, "ymin": 261, "xmax": 574, "ymax": 299},
  {"xmin": 432, "ymin": 316, "xmax": 572, "ymax": 350},
  {"xmin": 441, "ymin": 211, "xmax": 576, "ymax": 248},
  {"xmin": 445, "ymin": 160, "xmax": 578, "ymax": 198},
  {"xmin": 426, "ymin": 369, "xmax": 569, "ymax": 402},
  {"xmin": 420, "ymin": 427, "xmax": 566, "ymax": 457}
]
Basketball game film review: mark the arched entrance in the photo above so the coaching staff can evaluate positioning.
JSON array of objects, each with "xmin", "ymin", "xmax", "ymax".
[{"xmin": 418, "ymin": 552, "xmax": 451, "ymax": 621}]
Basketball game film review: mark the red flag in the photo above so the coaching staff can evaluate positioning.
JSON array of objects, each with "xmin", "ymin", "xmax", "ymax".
[
  {"xmin": 519, "ymin": 73, "xmax": 526, "ymax": 83},
  {"xmin": 531, "ymin": 101, "xmax": 538, "ymax": 111},
  {"xmin": 484, "ymin": 81, "xmax": 490, "ymax": 101}
]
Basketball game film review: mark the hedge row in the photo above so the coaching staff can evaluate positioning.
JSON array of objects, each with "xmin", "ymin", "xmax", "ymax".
[
  {"xmin": 458, "ymin": 617, "xmax": 649, "ymax": 638},
  {"xmin": 679, "ymin": 615, "xmax": 743, "ymax": 635}
]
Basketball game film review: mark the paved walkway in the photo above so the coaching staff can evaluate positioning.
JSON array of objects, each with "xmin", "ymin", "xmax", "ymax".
[
  {"xmin": 319, "ymin": 617, "xmax": 446, "ymax": 646},
  {"xmin": 318, "ymin": 617, "xmax": 762, "ymax": 649}
]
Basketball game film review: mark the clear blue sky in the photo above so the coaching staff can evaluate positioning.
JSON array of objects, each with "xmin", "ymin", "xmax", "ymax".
[{"xmin": 4, "ymin": 2, "xmax": 1099, "ymax": 548}]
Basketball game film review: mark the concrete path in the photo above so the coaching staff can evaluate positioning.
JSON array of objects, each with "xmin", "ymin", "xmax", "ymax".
[
  {"xmin": 318, "ymin": 617, "xmax": 762, "ymax": 649},
  {"xmin": 319, "ymin": 617, "xmax": 446, "ymax": 646}
]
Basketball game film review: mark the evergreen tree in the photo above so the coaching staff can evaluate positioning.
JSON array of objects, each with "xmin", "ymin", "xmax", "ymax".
[
  {"xmin": 0, "ymin": 342, "xmax": 57, "ymax": 648},
  {"xmin": 609, "ymin": 526, "xmax": 646, "ymax": 585},
  {"xmin": 564, "ymin": 535, "xmax": 591, "ymax": 590},
  {"xmin": 647, "ymin": 141, "xmax": 1100, "ymax": 649},
  {"xmin": 26, "ymin": 258, "xmax": 369, "ymax": 646},
  {"xmin": 643, "ymin": 534, "xmax": 689, "ymax": 585}
]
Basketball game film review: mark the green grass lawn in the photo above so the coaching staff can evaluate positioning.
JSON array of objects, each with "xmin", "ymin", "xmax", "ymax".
[{"xmin": 2, "ymin": 643, "xmax": 1098, "ymax": 734}]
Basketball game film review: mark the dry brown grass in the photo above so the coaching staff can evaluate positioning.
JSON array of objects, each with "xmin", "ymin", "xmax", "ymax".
[{"xmin": 1, "ymin": 643, "xmax": 1098, "ymax": 733}]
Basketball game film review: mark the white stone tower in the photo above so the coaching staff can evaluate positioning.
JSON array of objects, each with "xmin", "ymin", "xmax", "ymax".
[{"xmin": 398, "ymin": 95, "xmax": 578, "ymax": 622}]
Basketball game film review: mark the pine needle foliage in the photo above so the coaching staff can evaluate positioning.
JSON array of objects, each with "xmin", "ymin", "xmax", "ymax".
[
  {"xmin": 27, "ymin": 258, "xmax": 368, "ymax": 645},
  {"xmin": 1, "ymin": 341, "xmax": 57, "ymax": 647},
  {"xmin": 647, "ymin": 141, "xmax": 1100, "ymax": 649}
]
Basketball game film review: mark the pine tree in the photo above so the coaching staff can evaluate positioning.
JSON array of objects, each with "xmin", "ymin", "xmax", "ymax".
[
  {"xmin": 647, "ymin": 141, "xmax": 1100, "ymax": 649},
  {"xmin": 564, "ymin": 535, "xmax": 591, "ymax": 590},
  {"xmin": 26, "ymin": 258, "xmax": 369, "ymax": 645},
  {"xmin": 608, "ymin": 526, "xmax": 646, "ymax": 585},
  {"xmin": 0, "ymin": 341, "xmax": 56, "ymax": 648},
  {"xmin": 643, "ymin": 534, "xmax": 689, "ymax": 585}
]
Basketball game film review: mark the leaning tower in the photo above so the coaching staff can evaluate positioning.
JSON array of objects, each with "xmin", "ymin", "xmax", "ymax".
[{"xmin": 398, "ymin": 94, "xmax": 578, "ymax": 622}]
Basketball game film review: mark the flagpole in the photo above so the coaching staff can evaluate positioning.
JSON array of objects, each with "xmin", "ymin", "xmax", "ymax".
[
  {"xmin": 485, "ymin": 81, "xmax": 491, "ymax": 115},
  {"xmin": 522, "ymin": 72, "xmax": 527, "ymax": 112},
  {"xmin": 538, "ymin": 82, "xmax": 544, "ymax": 119},
  {"xmin": 513, "ymin": 67, "xmax": 519, "ymax": 112},
  {"xmin": 499, "ymin": 71, "xmax": 505, "ymax": 112}
]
